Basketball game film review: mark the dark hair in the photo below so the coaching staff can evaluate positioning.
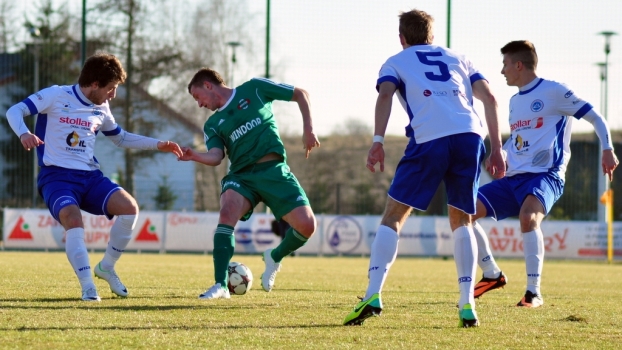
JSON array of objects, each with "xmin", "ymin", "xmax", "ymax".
[
  {"xmin": 187, "ymin": 68, "xmax": 226, "ymax": 93},
  {"xmin": 500, "ymin": 40, "xmax": 538, "ymax": 70},
  {"xmin": 78, "ymin": 53, "xmax": 126, "ymax": 87},
  {"xmin": 398, "ymin": 9, "xmax": 434, "ymax": 46}
]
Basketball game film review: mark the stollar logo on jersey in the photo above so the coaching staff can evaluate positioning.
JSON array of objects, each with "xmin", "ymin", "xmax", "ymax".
[
  {"xmin": 326, "ymin": 216, "xmax": 363, "ymax": 253},
  {"xmin": 237, "ymin": 98, "xmax": 250, "ymax": 110},
  {"xmin": 530, "ymin": 99, "xmax": 544, "ymax": 112},
  {"xmin": 66, "ymin": 131, "xmax": 86, "ymax": 148}
]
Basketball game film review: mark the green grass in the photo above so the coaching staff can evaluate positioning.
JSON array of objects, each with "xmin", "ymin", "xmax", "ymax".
[{"xmin": 1, "ymin": 252, "xmax": 622, "ymax": 349}]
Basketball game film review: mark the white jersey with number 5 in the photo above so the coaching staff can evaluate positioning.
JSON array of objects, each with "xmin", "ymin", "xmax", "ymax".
[
  {"xmin": 504, "ymin": 78, "xmax": 593, "ymax": 180},
  {"xmin": 377, "ymin": 44, "xmax": 487, "ymax": 143}
]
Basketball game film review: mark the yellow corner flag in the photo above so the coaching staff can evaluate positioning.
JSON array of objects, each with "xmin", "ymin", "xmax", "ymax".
[{"xmin": 600, "ymin": 189, "xmax": 613, "ymax": 205}]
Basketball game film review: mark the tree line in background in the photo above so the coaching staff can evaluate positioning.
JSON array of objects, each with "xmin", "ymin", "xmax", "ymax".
[
  {"xmin": 0, "ymin": 0, "xmax": 257, "ymax": 208},
  {"xmin": 0, "ymin": 1, "xmax": 618, "ymax": 224}
]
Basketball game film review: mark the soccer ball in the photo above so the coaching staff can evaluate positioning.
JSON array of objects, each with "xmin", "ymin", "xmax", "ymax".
[{"xmin": 227, "ymin": 262, "xmax": 253, "ymax": 295}]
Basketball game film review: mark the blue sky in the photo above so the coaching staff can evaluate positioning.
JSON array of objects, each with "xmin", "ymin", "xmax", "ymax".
[{"xmin": 243, "ymin": 0, "xmax": 622, "ymax": 137}]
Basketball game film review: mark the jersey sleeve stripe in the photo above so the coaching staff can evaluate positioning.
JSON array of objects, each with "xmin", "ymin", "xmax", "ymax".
[
  {"xmin": 469, "ymin": 73, "xmax": 486, "ymax": 85},
  {"xmin": 574, "ymin": 103, "xmax": 593, "ymax": 119},
  {"xmin": 376, "ymin": 76, "xmax": 399, "ymax": 91},
  {"xmin": 255, "ymin": 89, "xmax": 266, "ymax": 106},
  {"xmin": 102, "ymin": 125, "xmax": 122, "ymax": 136},
  {"xmin": 22, "ymin": 98, "xmax": 38, "ymax": 115}
]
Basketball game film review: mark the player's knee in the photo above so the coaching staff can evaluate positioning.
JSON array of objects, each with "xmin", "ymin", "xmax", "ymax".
[
  {"xmin": 294, "ymin": 217, "xmax": 316, "ymax": 238},
  {"xmin": 219, "ymin": 205, "xmax": 241, "ymax": 224},
  {"xmin": 58, "ymin": 207, "xmax": 83, "ymax": 229},
  {"xmin": 518, "ymin": 213, "xmax": 538, "ymax": 232}
]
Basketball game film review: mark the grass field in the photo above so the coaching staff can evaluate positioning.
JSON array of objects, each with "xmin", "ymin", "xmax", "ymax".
[{"xmin": 1, "ymin": 251, "xmax": 621, "ymax": 349}]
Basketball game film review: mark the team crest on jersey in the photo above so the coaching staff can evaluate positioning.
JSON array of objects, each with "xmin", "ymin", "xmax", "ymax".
[
  {"xmin": 237, "ymin": 98, "xmax": 250, "ymax": 110},
  {"xmin": 92, "ymin": 107, "xmax": 102, "ymax": 116},
  {"xmin": 530, "ymin": 100, "xmax": 544, "ymax": 112},
  {"xmin": 66, "ymin": 131, "xmax": 85, "ymax": 148},
  {"xmin": 514, "ymin": 134, "xmax": 530, "ymax": 151}
]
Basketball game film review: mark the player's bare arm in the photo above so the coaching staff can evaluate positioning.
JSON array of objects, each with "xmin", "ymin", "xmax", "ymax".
[
  {"xmin": 179, "ymin": 146, "xmax": 224, "ymax": 166},
  {"xmin": 367, "ymin": 81, "xmax": 395, "ymax": 173},
  {"xmin": 602, "ymin": 149, "xmax": 619, "ymax": 181},
  {"xmin": 472, "ymin": 79, "xmax": 505, "ymax": 179},
  {"xmin": 292, "ymin": 87, "xmax": 320, "ymax": 158}
]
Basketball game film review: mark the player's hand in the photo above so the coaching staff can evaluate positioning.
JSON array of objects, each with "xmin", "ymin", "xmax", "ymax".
[
  {"xmin": 302, "ymin": 130, "xmax": 320, "ymax": 158},
  {"xmin": 178, "ymin": 147, "xmax": 195, "ymax": 161},
  {"xmin": 157, "ymin": 140, "xmax": 183, "ymax": 158},
  {"xmin": 366, "ymin": 142, "xmax": 385, "ymax": 173},
  {"xmin": 19, "ymin": 132, "xmax": 44, "ymax": 151},
  {"xmin": 486, "ymin": 148, "xmax": 506, "ymax": 179},
  {"xmin": 602, "ymin": 149, "xmax": 619, "ymax": 181}
]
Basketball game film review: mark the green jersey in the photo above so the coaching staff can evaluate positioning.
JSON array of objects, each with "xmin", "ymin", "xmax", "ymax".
[{"xmin": 203, "ymin": 78, "xmax": 294, "ymax": 173}]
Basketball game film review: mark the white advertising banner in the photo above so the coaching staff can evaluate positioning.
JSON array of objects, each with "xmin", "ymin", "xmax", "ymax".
[
  {"xmin": 126, "ymin": 211, "xmax": 166, "ymax": 251},
  {"xmin": 3, "ymin": 208, "xmax": 621, "ymax": 260},
  {"xmin": 163, "ymin": 212, "xmax": 219, "ymax": 253}
]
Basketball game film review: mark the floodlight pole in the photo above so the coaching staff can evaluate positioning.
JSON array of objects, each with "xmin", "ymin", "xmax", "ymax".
[
  {"xmin": 29, "ymin": 26, "xmax": 41, "ymax": 208},
  {"xmin": 81, "ymin": 0, "xmax": 87, "ymax": 66},
  {"xmin": 265, "ymin": 0, "xmax": 271, "ymax": 79},
  {"xmin": 597, "ymin": 31, "xmax": 617, "ymax": 222},
  {"xmin": 446, "ymin": 0, "xmax": 451, "ymax": 48},
  {"xmin": 227, "ymin": 41, "xmax": 242, "ymax": 87}
]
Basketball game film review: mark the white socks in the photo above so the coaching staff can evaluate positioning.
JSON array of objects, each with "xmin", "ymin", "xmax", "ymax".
[
  {"xmin": 101, "ymin": 214, "xmax": 137, "ymax": 270},
  {"xmin": 523, "ymin": 229, "xmax": 544, "ymax": 295},
  {"xmin": 472, "ymin": 222, "xmax": 501, "ymax": 278},
  {"xmin": 65, "ymin": 228, "xmax": 95, "ymax": 291},
  {"xmin": 453, "ymin": 226, "xmax": 477, "ymax": 309},
  {"xmin": 364, "ymin": 225, "xmax": 399, "ymax": 301}
]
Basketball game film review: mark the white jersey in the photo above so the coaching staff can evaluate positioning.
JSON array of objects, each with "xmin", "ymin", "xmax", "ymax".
[
  {"xmin": 504, "ymin": 78, "xmax": 593, "ymax": 180},
  {"xmin": 23, "ymin": 84, "xmax": 120, "ymax": 171},
  {"xmin": 378, "ymin": 44, "xmax": 487, "ymax": 143}
]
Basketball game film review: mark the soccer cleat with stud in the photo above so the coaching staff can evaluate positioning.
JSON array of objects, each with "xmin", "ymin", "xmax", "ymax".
[
  {"xmin": 474, "ymin": 271, "xmax": 507, "ymax": 299},
  {"xmin": 458, "ymin": 303, "xmax": 479, "ymax": 328},
  {"xmin": 94, "ymin": 262, "xmax": 129, "ymax": 297},
  {"xmin": 81, "ymin": 287, "xmax": 101, "ymax": 302},
  {"xmin": 343, "ymin": 293, "xmax": 383, "ymax": 326},
  {"xmin": 261, "ymin": 249, "xmax": 281, "ymax": 292},
  {"xmin": 516, "ymin": 290, "xmax": 544, "ymax": 308},
  {"xmin": 199, "ymin": 283, "xmax": 231, "ymax": 299}
]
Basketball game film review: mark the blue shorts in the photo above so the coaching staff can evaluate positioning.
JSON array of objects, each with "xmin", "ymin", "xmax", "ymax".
[
  {"xmin": 388, "ymin": 133, "xmax": 485, "ymax": 214},
  {"xmin": 477, "ymin": 171, "xmax": 564, "ymax": 220},
  {"xmin": 38, "ymin": 166, "xmax": 121, "ymax": 222}
]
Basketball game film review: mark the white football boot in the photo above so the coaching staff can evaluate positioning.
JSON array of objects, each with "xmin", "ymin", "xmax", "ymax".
[
  {"xmin": 81, "ymin": 287, "xmax": 101, "ymax": 302},
  {"xmin": 199, "ymin": 283, "xmax": 231, "ymax": 299},
  {"xmin": 94, "ymin": 262, "xmax": 129, "ymax": 297},
  {"xmin": 261, "ymin": 249, "xmax": 281, "ymax": 292}
]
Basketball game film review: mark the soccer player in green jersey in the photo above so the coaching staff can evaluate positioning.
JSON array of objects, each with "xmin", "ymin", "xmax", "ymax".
[{"xmin": 181, "ymin": 68, "xmax": 320, "ymax": 299}]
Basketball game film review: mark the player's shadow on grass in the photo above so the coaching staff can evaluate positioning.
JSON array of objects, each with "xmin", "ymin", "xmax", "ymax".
[
  {"xmin": 0, "ymin": 299, "xmax": 280, "ymax": 312},
  {"xmin": 1, "ymin": 323, "xmax": 339, "ymax": 332}
]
